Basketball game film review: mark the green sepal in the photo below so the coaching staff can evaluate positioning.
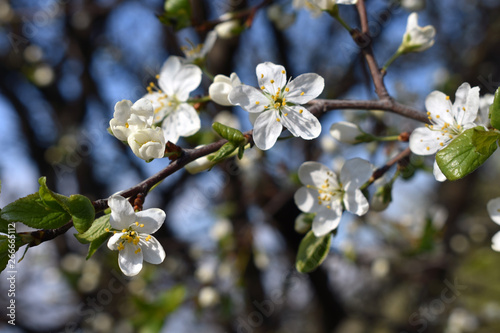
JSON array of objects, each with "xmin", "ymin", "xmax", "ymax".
[
  {"xmin": 296, "ymin": 230, "xmax": 331, "ymax": 273},
  {"xmin": 210, "ymin": 142, "xmax": 238, "ymax": 164},
  {"xmin": 212, "ymin": 122, "xmax": 246, "ymax": 146},
  {"xmin": 238, "ymin": 145, "xmax": 245, "ymax": 160},
  {"xmin": 436, "ymin": 126, "xmax": 499, "ymax": 181},
  {"xmin": 489, "ymin": 87, "xmax": 500, "ymax": 130},
  {"xmin": 158, "ymin": 0, "xmax": 191, "ymax": 30},
  {"xmin": 38, "ymin": 177, "xmax": 95, "ymax": 233}
]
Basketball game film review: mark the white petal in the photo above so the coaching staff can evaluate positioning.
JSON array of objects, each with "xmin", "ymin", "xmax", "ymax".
[
  {"xmin": 200, "ymin": 31, "xmax": 217, "ymax": 57},
  {"xmin": 140, "ymin": 235, "xmax": 166, "ymax": 264},
  {"xmin": 285, "ymin": 73, "xmax": 324, "ymax": 104},
  {"xmin": 209, "ymin": 81, "xmax": 234, "ymax": 106},
  {"xmin": 425, "ymin": 91, "xmax": 454, "ymax": 125},
  {"xmin": 108, "ymin": 195, "xmax": 135, "ymax": 230},
  {"xmin": 312, "ymin": 206, "xmax": 342, "ymax": 237},
  {"xmin": 339, "ymin": 158, "xmax": 373, "ymax": 188},
  {"xmin": 343, "ymin": 187, "xmax": 369, "ymax": 216},
  {"xmin": 162, "ymin": 103, "xmax": 200, "ymax": 143},
  {"xmin": 330, "ymin": 121, "xmax": 363, "ymax": 143},
  {"xmin": 107, "ymin": 233, "xmax": 125, "ymax": 250},
  {"xmin": 256, "ymin": 62, "xmax": 287, "ymax": 93},
  {"xmin": 131, "ymin": 98, "xmax": 154, "ymax": 123},
  {"xmin": 409, "ymin": 127, "xmax": 443, "ymax": 156},
  {"xmin": 298, "ymin": 161, "xmax": 338, "ymax": 188},
  {"xmin": 118, "ymin": 244, "xmax": 143, "ymax": 276},
  {"xmin": 487, "ymin": 198, "xmax": 500, "ymax": 226},
  {"xmin": 171, "ymin": 64, "xmax": 203, "ymax": 101},
  {"xmin": 294, "ymin": 187, "xmax": 322, "ymax": 213},
  {"xmin": 336, "ymin": 0, "xmax": 357, "ymax": 3},
  {"xmin": 135, "ymin": 208, "xmax": 166, "ymax": 234},
  {"xmin": 252, "ymin": 110, "xmax": 283, "ymax": 150},
  {"xmin": 158, "ymin": 56, "xmax": 182, "ymax": 95},
  {"xmin": 228, "ymin": 85, "xmax": 269, "ymax": 113},
  {"xmin": 248, "ymin": 112, "xmax": 260, "ymax": 126},
  {"xmin": 492, "ymin": 231, "xmax": 500, "ymax": 252},
  {"xmin": 433, "ymin": 160, "xmax": 447, "ymax": 182},
  {"xmin": 128, "ymin": 128, "xmax": 165, "ymax": 160},
  {"xmin": 454, "ymin": 83, "xmax": 480, "ymax": 124},
  {"xmin": 230, "ymin": 72, "xmax": 242, "ymax": 86},
  {"xmin": 280, "ymin": 106, "xmax": 321, "ymax": 140}
]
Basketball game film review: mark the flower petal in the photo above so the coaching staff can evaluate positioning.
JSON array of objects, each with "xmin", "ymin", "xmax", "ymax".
[
  {"xmin": 161, "ymin": 103, "xmax": 200, "ymax": 143},
  {"xmin": 256, "ymin": 62, "xmax": 287, "ymax": 93},
  {"xmin": 298, "ymin": 161, "xmax": 338, "ymax": 188},
  {"xmin": 425, "ymin": 91, "xmax": 454, "ymax": 125},
  {"xmin": 228, "ymin": 85, "xmax": 269, "ymax": 113},
  {"xmin": 107, "ymin": 232, "xmax": 124, "ymax": 250},
  {"xmin": 492, "ymin": 231, "xmax": 500, "ymax": 252},
  {"xmin": 118, "ymin": 244, "xmax": 143, "ymax": 276},
  {"xmin": 294, "ymin": 187, "xmax": 322, "ymax": 213},
  {"xmin": 209, "ymin": 81, "xmax": 234, "ymax": 106},
  {"xmin": 433, "ymin": 159, "xmax": 447, "ymax": 182},
  {"xmin": 113, "ymin": 100, "xmax": 133, "ymax": 123},
  {"xmin": 285, "ymin": 73, "xmax": 324, "ymax": 104},
  {"xmin": 280, "ymin": 106, "xmax": 321, "ymax": 140},
  {"xmin": 159, "ymin": 56, "xmax": 202, "ymax": 101},
  {"xmin": 158, "ymin": 56, "xmax": 182, "ymax": 95},
  {"xmin": 487, "ymin": 197, "xmax": 500, "ymax": 226},
  {"xmin": 135, "ymin": 208, "xmax": 166, "ymax": 234},
  {"xmin": 312, "ymin": 206, "xmax": 342, "ymax": 237},
  {"xmin": 108, "ymin": 195, "xmax": 136, "ymax": 230},
  {"xmin": 343, "ymin": 187, "xmax": 369, "ymax": 216},
  {"xmin": 140, "ymin": 235, "xmax": 166, "ymax": 264},
  {"xmin": 252, "ymin": 110, "xmax": 283, "ymax": 150},
  {"xmin": 454, "ymin": 83, "xmax": 480, "ymax": 124},
  {"xmin": 339, "ymin": 158, "xmax": 373, "ymax": 188},
  {"xmin": 409, "ymin": 127, "xmax": 444, "ymax": 156}
]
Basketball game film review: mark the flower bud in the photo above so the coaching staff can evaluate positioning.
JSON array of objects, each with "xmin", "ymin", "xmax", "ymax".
[
  {"xmin": 329, "ymin": 121, "xmax": 365, "ymax": 144},
  {"xmin": 209, "ymin": 73, "xmax": 241, "ymax": 106},
  {"xmin": 127, "ymin": 127, "xmax": 165, "ymax": 161},
  {"xmin": 398, "ymin": 12, "xmax": 435, "ymax": 54},
  {"xmin": 214, "ymin": 20, "xmax": 241, "ymax": 39}
]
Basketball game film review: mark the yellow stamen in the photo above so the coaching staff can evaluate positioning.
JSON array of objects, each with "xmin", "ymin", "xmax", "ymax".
[
  {"xmin": 256, "ymin": 101, "xmax": 260, "ymax": 105},
  {"xmin": 285, "ymin": 87, "xmax": 289, "ymax": 92},
  {"xmin": 261, "ymin": 86, "xmax": 265, "ymax": 90},
  {"xmin": 140, "ymin": 224, "xmax": 144, "ymax": 228},
  {"xmin": 261, "ymin": 74, "xmax": 264, "ymax": 78},
  {"xmin": 300, "ymin": 92, "xmax": 305, "ymax": 96},
  {"xmin": 135, "ymin": 248, "xmax": 141, "ymax": 254},
  {"xmin": 105, "ymin": 228, "xmax": 110, "ymax": 232},
  {"xmin": 122, "ymin": 229, "xmax": 127, "ymax": 233},
  {"xmin": 426, "ymin": 147, "xmax": 430, "ymax": 151},
  {"xmin": 155, "ymin": 74, "xmax": 159, "ymax": 79},
  {"xmin": 145, "ymin": 235, "xmax": 151, "ymax": 241},
  {"xmin": 299, "ymin": 109, "xmax": 303, "ymax": 114},
  {"xmin": 276, "ymin": 118, "xmax": 280, "ymax": 122},
  {"xmin": 446, "ymin": 96, "xmax": 450, "ymax": 100},
  {"xmin": 281, "ymin": 70, "xmax": 285, "ymax": 74},
  {"xmin": 270, "ymin": 79, "xmax": 275, "ymax": 84}
]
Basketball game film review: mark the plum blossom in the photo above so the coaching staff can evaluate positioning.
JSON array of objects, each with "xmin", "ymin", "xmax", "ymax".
[
  {"xmin": 127, "ymin": 128, "xmax": 165, "ymax": 161},
  {"xmin": 409, "ymin": 83, "xmax": 480, "ymax": 181},
  {"xmin": 209, "ymin": 73, "xmax": 242, "ymax": 106},
  {"xmin": 476, "ymin": 93, "xmax": 494, "ymax": 127},
  {"xmin": 487, "ymin": 198, "xmax": 500, "ymax": 252},
  {"xmin": 109, "ymin": 99, "xmax": 154, "ymax": 141},
  {"xmin": 228, "ymin": 62, "xmax": 323, "ymax": 150},
  {"xmin": 399, "ymin": 12, "xmax": 435, "ymax": 54},
  {"xmin": 107, "ymin": 195, "xmax": 166, "ymax": 276},
  {"xmin": 294, "ymin": 159, "xmax": 373, "ymax": 237},
  {"xmin": 181, "ymin": 31, "xmax": 217, "ymax": 64},
  {"xmin": 330, "ymin": 121, "xmax": 365, "ymax": 144},
  {"xmin": 143, "ymin": 56, "xmax": 202, "ymax": 144}
]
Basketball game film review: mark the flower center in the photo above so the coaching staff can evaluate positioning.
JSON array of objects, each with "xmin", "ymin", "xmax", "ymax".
[
  {"xmin": 306, "ymin": 175, "xmax": 343, "ymax": 210},
  {"xmin": 424, "ymin": 103, "xmax": 466, "ymax": 149}
]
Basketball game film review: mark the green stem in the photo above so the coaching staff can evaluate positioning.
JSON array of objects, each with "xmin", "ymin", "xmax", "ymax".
[
  {"xmin": 375, "ymin": 135, "xmax": 400, "ymax": 142},
  {"xmin": 331, "ymin": 12, "xmax": 353, "ymax": 32},
  {"xmin": 188, "ymin": 95, "xmax": 212, "ymax": 104},
  {"xmin": 382, "ymin": 49, "xmax": 403, "ymax": 73}
]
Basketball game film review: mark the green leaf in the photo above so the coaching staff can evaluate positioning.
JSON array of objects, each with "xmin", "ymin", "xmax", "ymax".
[
  {"xmin": 38, "ymin": 177, "xmax": 95, "ymax": 233},
  {"xmin": 75, "ymin": 214, "xmax": 111, "ymax": 244},
  {"xmin": 159, "ymin": 0, "xmax": 191, "ymax": 30},
  {"xmin": 210, "ymin": 142, "xmax": 238, "ymax": 164},
  {"xmin": 296, "ymin": 230, "xmax": 331, "ymax": 273},
  {"xmin": 1, "ymin": 193, "xmax": 71, "ymax": 229},
  {"xmin": 436, "ymin": 127, "xmax": 499, "ymax": 181},
  {"xmin": 212, "ymin": 122, "xmax": 246, "ymax": 145},
  {"xmin": 490, "ymin": 86, "xmax": 500, "ymax": 130},
  {"xmin": 86, "ymin": 233, "xmax": 111, "ymax": 260},
  {"xmin": 0, "ymin": 234, "xmax": 28, "ymax": 273}
]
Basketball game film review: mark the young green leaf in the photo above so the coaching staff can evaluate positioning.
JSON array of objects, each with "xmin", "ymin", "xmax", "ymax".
[
  {"xmin": 436, "ymin": 127, "xmax": 499, "ymax": 181},
  {"xmin": 296, "ymin": 230, "xmax": 332, "ymax": 273},
  {"xmin": 1, "ymin": 193, "xmax": 71, "ymax": 229},
  {"xmin": 75, "ymin": 214, "xmax": 111, "ymax": 244},
  {"xmin": 210, "ymin": 142, "xmax": 238, "ymax": 164},
  {"xmin": 489, "ymin": 87, "xmax": 500, "ymax": 130},
  {"xmin": 212, "ymin": 122, "xmax": 246, "ymax": 146},
  {"xmin": 0, "ymin": 234, "xmax": 28, "ymax": 273}
]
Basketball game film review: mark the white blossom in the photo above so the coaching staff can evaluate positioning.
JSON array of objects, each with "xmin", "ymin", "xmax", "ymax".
[
  {"xmin": 476, "ymin": 93, "xmax": 494, "ymax": 127},
  {"xmin": 214, "ymin": 20, "xmax": 241, "ymax": 39},
  {"xmin": 409, "ymin": 83, "xmax": 480, "ymax": 182},
  {"xmin": 143, "ymin": 56, "xmax": 202, "ymax": 144},
  {"xmin": 294, "ymin": 159, "xmax": 373, "ymax": 237},
  {"xmin": 127, "ymin": 128, "xmax": 165, "ymax": 161},
  {"xmin": 487, "ymin": 198, "xmax": 500, "ymax": 252},
  {"xmin": 109, "ymin": 99, "xmax": 154, "ymax": 141},
  {"xmin": 107, "ymin": 195, "xmax": 166, "ymax": 276},
  {"xmin": 399, "ymin": 12, "xmax": 436, "ymax": 54},
  {"xmin": 229, "ymin": 62, "xmax": 323, "ymax": 150},
  {"xmin": 330, "ymin": 121, "xmax": 365, "ymax": 144},
  {"xmin": 401, "ymin": 0, "xmax": 425, "ymax": 11},
  {"xmin": 181, "ymin": 31, "xmax": 217, "ymax": 63},
  {"xmin": 209, "ymin": 73, "xmax": 242, "ymax": 106}
]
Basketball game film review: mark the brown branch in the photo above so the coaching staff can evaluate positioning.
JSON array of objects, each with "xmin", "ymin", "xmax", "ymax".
[{"xmin": 368, "ymin": 147, "xmax": 411, "ymax": 185}]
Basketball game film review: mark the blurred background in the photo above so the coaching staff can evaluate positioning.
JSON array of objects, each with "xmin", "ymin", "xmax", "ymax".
[{"xmin": 1, "ymin": 0, "xmax": 500, "ymax": 332}]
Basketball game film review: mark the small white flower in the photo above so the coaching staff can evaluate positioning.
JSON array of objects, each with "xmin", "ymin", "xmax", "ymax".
[
  {"xmin": 143, "ymin": 56, "xmax": 202, "ymax": 144},
  {"xmin": 107, "ymin": 195, "xmax": 166, "ymax": 276},
  {"xmin": 109, "ymin": 99, "xmax": 154, "ymax": 141},
  {"xmin": 409, "ymin": 83, "xmax": 480, "ymax": 182},
  {"xmin": 476, "ymin": 93, "xmax": 494, "ymax": 127},
  {"xmin": 229, "ymin": 62, "xmax": 323, "ymax": 150},
  {"xmin": 214, "ymin": 20, "xmax": 241, "ymax": 39},
  {"xmin": 181, "ymin": 31, "xmax": 217, "ymax": 64},
  {"xmin": 209, "ymin": 73, "xmax": 242, "ymax": 106},
  {"xmin": 267, "ymin": 4, "xmax": 296, "ymax": 30},
  {"xmin": 184, "ymin": 145, "xmax": 215, "ymax": 174},
  {"xmin": 487, "ymin": 198, "xmax": 500, "ymax": 252},
  {"xmin": 294, "ymin": 159, "xmax": 373, "ymax": 237},
  {"xmin": 198, "ymin": 286, "xmax": 220, "ymax": 308},
  {"xmin": 127, "ymin": 128, "xmax": 165, "ymax": 161},
  {"xmin": 399, "ymin": 12, "xmax": 436, "ymax": 54},
  {"xmin": 330, "ymin": 121, "xmax": 365, "ymax": 144},
  {"xmin": 401, "ymin": 0, "xmax": 425, "ymax": 11}
]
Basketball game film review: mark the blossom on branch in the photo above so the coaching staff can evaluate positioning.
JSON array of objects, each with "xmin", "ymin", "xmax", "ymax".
[
  {"xmin": 294, "ymin": 159, "xmax": 373, "ymax": 237},
  {"xmin": 110, "ymin": 98, "xmax": 154, "ymax": 141},
  {"xmin": 209, "ymin": 73, "xmax": 242, "ymax": 106},
  {"xmin": 398, "ymin": 12, "xmax": 436, "ymax": 54},
  {"xmin": 107, "ymin": 195, "xmax": 166, "ymax": 276},
  {"xmin": 228, "ymin": 62, "xmax": 323, "ymax": 150},
  {"xmin": 487, "ymin": 198, "xmax": 500, "ymax": 252},
  {"xmin": 127, "ymin": 128, "xmax": 166, "ymax": 161},
  {"xmin": 409, "ymin": 83, "xmax": 480, "ymax": 181},
  {"xmin": 143, "ymin": 56, "xmax": 202, "ymax": 144},
  {"xmin": 181, "ymin": 31, "xmax": 217, "ymax": 64}
]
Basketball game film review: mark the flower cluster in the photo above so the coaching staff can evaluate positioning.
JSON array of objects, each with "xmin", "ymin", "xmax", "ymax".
[{"xmin": 106, "ymin": 195, "xmax": 166, "ymax": 276}]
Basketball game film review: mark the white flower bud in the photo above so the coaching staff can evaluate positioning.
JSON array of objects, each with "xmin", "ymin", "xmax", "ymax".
[
  {"xmin": 329, "ymin": 121, "xmax": 364, "ymax": 144},
  {"xmin": 127, "ymin": 127, "xmax": 165, "ymax": 161},
  {"xmin": 209, "ymin": 73, "xmax": 241, "ymax": 106},
  {"xmin": 214, "ymin": 20, "xmax": 241, "ymax": 39},
  {"xmin": 110, "ymin": 98, "xmax": 154, "ymax": 141},
  {"xmin": 198, "ymin": 287, "xmax": 220, "ymax": 308},
  {"xmin": 399, "ymin": 12, "xmax": 435, "ymax": 54}
]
